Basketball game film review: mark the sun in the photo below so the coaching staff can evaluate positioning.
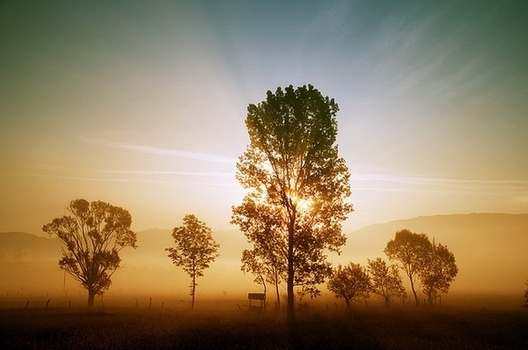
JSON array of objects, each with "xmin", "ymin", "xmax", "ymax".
[{"xmin": 288, "ymin": 191, "xmax": 314, "ymax": 212}]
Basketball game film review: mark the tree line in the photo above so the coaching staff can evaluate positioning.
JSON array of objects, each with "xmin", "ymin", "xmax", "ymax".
[
  {"xmin": 327, "ymin": 229, "xmax": 458, "ymax": 309},
  {"xmin": 42, "ymin": 84, "xmax": 459, "ymax": 315}
]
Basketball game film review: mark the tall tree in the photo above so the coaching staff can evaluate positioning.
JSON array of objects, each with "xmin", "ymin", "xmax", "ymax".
[
  {"xmin": 327, "ymin": 263, "xmax": 370, "ymax": 309},
  {"xmin": 367, "ymin": 257, "xmax": 406, "ymax": 307},
  {"xmin": 384, "ymin": 229, "xmax": 432, "ymax": 305},
  {"xmin": 42, "ymin": 199, "xmax": 137, "ymax": 307},
  {"xmin": 419, "ymin": 240, "xmax": 458, "ymax": 305},
  {"xmin": 232, "ymin": 84, "xmax": 352, "ymax": 318},
  {"xmin": 166, "ymin": 214, "xmax": 219, "ymax": 310}
]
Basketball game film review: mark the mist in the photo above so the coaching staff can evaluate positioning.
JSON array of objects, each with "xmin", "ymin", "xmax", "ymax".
[{"xmin": 2, "ymin": 213, "xmax": 527, "ymax": 304}]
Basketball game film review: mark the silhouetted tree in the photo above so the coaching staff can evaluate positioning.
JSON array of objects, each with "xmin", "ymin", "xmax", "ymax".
[
  {"xmin": 367, "ymin": 257, "xmax": 406, "ymax": 307},
  {"xmin": 419, "ymin": 240, "xmax": 458, "ymax": 304},
  {"xmin": 241, "ymin": 249, "xmax": 283, "ymax": 309},
  {"xmin": 166, "ymin": 214, "xmax": 219, "ymax": 310},
  {"xmin": 384, "ymin": 229, "xmax": 432, "ymax": 305},
  {"xmin": 327, "ymin": 263, "xmax": 370, "ymax": 309},
  {"xmin": 232, "ymin": 84, "xmax": 352, "ymax": 319},
  {"xmin": 42, "ymin": 199, "xmax": 137, "ymax": 307},
  {"xmin": 235, "ymin": 200, "xmax": 286, "ymax": 309}
]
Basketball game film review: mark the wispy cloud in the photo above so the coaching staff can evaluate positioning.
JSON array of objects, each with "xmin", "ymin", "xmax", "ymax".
[
  {"xmin": 6, "ymin": 172, "xmax": 238, "ymax": 187},
  {"xmin": 353, "ymin": 173, "xmax": 528, "ymax": 186},
  {"xmin": 76, "ymin": 136, "xmax": 236, "ymax": 164},
  {"xmin": 98, "ymin": 170, "xmax": 234, "ymax": 177},
  {"xmin": 352, "ymin": 173, "xmax": 528, "ymax": 197}
]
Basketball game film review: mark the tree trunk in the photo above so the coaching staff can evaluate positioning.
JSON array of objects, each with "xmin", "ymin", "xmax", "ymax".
[
  {"xmin": 262, "ymin": 275, "xmax": 267, "ymax": 309},
  {"xmin": 87, "ymin": 289, "xmax": 96, "ymax": 308},
  {"xmin": 427, "ymin": 291, "xmax": 433, "ymax": 305},
  {"xmin": 191, "ymin": 274, "xmax": 196, "ymax": 311},
  {"xmin": 287, "ymin": 219, "xmax": 295, "ymax": 321},
  {"xmin": 275, "ymin": 276, "xmax": 281, "ymax": 310},
  {"xmin": 410, "ymin": 277, "xmax": 419, "ymax": 305},
  {"xmin": 345, "ymin": 298, "xmax": 351, "ymax": 309}
]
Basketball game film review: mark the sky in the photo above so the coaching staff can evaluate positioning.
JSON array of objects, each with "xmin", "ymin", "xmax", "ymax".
[{"xmin": 1, "ymin": 0, "xmax": 527, "ymax": 236}]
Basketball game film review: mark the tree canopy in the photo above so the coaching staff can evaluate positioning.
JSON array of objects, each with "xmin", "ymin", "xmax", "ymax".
[
  {"xmin": 420, "ymin": 240, "xmax": 458, "ymax": 304},
  {"xmin": 166, "ymin": 214, "xmax": 219, "ymax": 310},
  {"xmin": 385, "ymin": 229, "xmax": 458, "ymax": 305},
  {"xmin": 327, "ymin": 263, "xmax": 370, "ymax": 309},
  {"xmin": 367, "ymin": 257, "xmax": 406, "ymax": 307},
  {"xmin": 232, "ymin": 84, "xmax": 352, "ymax": 318},
  {"xmin": 384, "ymin": 229, "xmax": 431, "ymax": 305},
  {"xmin": 42, "ymin": 199, "xmax": 137, "ymax": 307}
]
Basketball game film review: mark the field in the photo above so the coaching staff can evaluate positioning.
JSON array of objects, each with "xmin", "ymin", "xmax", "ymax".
[{"xmin": 0, "ymin": 294, "xmax": 527, "ymax": 349}]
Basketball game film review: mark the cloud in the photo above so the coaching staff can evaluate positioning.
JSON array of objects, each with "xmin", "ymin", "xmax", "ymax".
[
  {"xmin": 98, "ymin": 170, "xmax": 234, "ymax": 177},
  {"xmin": 352, "ymin": 173, "xmax": 528, "ymax": 197},
  {"xmin": 11, "ymin": 172, "xmax": 238, "ymax": 187},
  {"xmin": 353, "ymin": 173, "xmax": 528, "ymax": 186},
  {"xmin": 76, "ymin": 136, "xmax": 237, "ymax": 164}
]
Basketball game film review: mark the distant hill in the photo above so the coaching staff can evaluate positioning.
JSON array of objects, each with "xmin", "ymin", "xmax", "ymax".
[
  {"xmin": 0, "ymin": 232, "xmax": 61, "ymax": 262},
  {"xmin": 340, "ymin": 213, "xmax": 528, "ymax": 294},
  {"xmin": 0, "ymin": 232, "xmax": 63, "ymax": 296},
  {"xmin": 1, "ymin": 213, "xmax": 527, "ymax": 297}
]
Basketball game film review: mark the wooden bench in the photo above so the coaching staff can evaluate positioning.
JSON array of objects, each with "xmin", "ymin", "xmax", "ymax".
[{"xmin": 248, "ymin": 293, "xmax": 266, "ymax": 309}]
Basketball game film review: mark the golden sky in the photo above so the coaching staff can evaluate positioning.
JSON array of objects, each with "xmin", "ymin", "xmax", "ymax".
[{"xmin": 1, "ymin": 0, "xmax": 527, "ymax": 236}]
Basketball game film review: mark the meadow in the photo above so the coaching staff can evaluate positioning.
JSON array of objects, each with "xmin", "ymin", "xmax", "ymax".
[{"xmin": 0, "ymin": 294, "xmax": 527, "ymax": 349}]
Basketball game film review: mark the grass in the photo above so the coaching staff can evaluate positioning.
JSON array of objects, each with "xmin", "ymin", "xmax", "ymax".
[{"xmin": 0, "ymin": 295, "xmax": 527, "ymax": 349}]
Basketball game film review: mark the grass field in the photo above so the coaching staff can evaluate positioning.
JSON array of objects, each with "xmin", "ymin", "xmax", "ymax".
[{"xmin": 0, "ymin": 294, "xmax": 527, "ymax": 349}]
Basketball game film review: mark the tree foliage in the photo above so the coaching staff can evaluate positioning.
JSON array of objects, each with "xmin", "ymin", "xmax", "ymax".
[
  {"xmin": 232, "ymin": 84, "xmax": 352, "ymax": 317},
  {"xmin": 385, "ymin": 229, "xmax": 458, "ymax": 305},
  {"xmin": 367, "ymin": 257, "xmax": 406, "ymax": 307},
  {"xmin": 384, "ymin": 229, "xmax": 432, "ymax": 305},
  {"xmin": 166, "ymin": 214, "xmax": 219, "ymax": 310},
  {"xmin": 42, "ymin": 199, "xmax": 137, "ymax": 307},
  {"xmin": 327, "ymin": 263, "xmax": 370, "ymax": 309},
  {"xmin": 420, "ymin": 240, "xmax": 458, "ymax": 304}
]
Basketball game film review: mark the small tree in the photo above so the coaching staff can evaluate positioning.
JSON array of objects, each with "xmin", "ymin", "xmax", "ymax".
[
  {"xmin": 42, "ymin": 199, "xmax": 137, "ymax": 307},
  {"xmin": 242, "ymin": 249, "xmax": 267, "ymax": 296},
  {"xmin": 384, "ymin": 229, "xmax": 431, "ymax": 305},
  {"xmin": 327, "ymin": 263, "xmax": 370, "ymax": 309},
  {"xmin": 166, "ymin": 214, "xmax": 219, "ymax": 310},
  {"xmin": 367, "ymin": 257, "xmax": 406, "ymax": 307},
  {"xmin": 241, "ymin": 249, "xmax": 283, "ymax": 309},
  {"xmin": 420, "ymin": 240, "xmax": 458, "ymax": 305}
]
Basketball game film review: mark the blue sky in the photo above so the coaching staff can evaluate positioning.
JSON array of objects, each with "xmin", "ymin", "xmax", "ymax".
[{"xmin": 1, "ymin": 0, "xmax": 527, "ymax": 234}]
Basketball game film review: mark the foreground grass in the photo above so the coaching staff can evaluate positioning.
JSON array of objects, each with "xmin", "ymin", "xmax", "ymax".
[{"xmin": 0, "ymin": 299, "xmax": 527, "ymax": 349}]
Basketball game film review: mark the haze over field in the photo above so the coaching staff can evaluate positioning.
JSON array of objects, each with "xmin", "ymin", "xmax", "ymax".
[
  {"xmin": 2, "ymin": 214, "xmax": 527, "ymax": 299},
  {"xmin": 1, "ymin": 0, "xmax": 527, "ymax": 237}
]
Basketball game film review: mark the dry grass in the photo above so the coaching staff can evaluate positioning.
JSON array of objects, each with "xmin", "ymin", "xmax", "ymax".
[{"xmin": 0, "ymin": 295, "xmax": 527, "ymax": 349}]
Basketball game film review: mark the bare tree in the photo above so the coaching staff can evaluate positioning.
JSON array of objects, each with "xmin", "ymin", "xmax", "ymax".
[
  {"xmin": 327, "ymin": 263, "xmax": 370, "ymax": 309},
  {"xmin": 42, "ymin": 199, "xmax": 137, "ymax": 307},
  {"xmin": 166, "ymin": 214, "xmax": 219, "ymax": 310},
  {"xmin": 232, "ymin": 84, "xmax": 352, "ymax": 320},
  {"xmin": 367, "ymin": 257, "xmax": 406, "ymax": 307}
]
